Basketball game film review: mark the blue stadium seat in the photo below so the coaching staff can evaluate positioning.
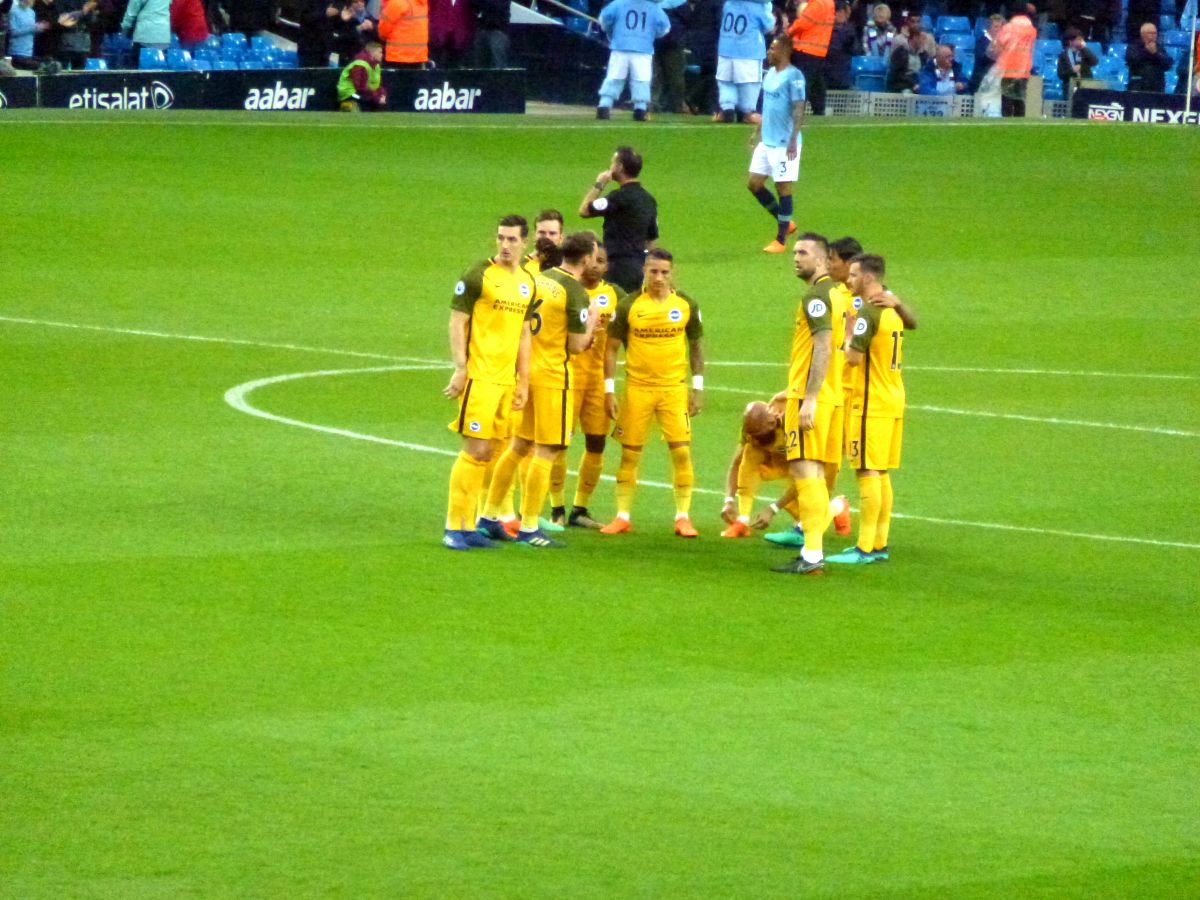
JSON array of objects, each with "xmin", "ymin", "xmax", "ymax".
[
  {"xmin": 221, "ymin": 33, "xmax": 248, "ymax": 52},
  {"xmin": 250, "ymin": 35, "xmax": 275, "ymax": 52},
  {"xmin": 936, "ymin": 15, "xmax": 970, "ymax": 34},
  {"xmin": 194, "ymin": 46, "xmax": 218, "ymax": 62},
  {"xmin": 170, "ymin": 33, "xmax": 180, "ymax": 48},
  {"xmin": 1085, "ymin": 40, "xmax": 1102, "ymax": 57},
  {"xmin": 855, "ymin": 72, "xmax": 887, "ymax": 92},
  {"xmin": 1035, "ymin": 38, "xmax": 1062, "ymax": 57},
  {"xmin": 1042, "ymin": 78, "xmax": 1064, "ymax": 99},
  {"xmin": 203, "ymin": 34, "xmax": 221, "ymax": 49},
  {"xmin": 852, "ymin": 56, "xmax": 887, "ymax": 74},
  {"xmin": 166, "ymin": 48, "xmax": 192, "ymax": 70},
  {"xmin": 84, "ymin": 57, "xmax": 107, "ymax": 70},
  {"xmin": 212, "ymin": 59, "xmax": 238, "ymax": 71},
  {"xmin": 138, "ymin": 48, "xmax": 166, "ymax": 69},
  {"xmin": 943, "ymin": 33, "xmax": 975, "ymax": 52},
  {"xmin": 1038, "ymin": 22, "xmax": 1060, "ymax": 39},
  {"xmin": 1166, "ymin": 69, "xmax": 1179, "ymax": 91},
  {"xmin": 920, "ymin": 15, "xmax": 933, "ymax": 31},
  {"xmin": 1163, "ymin": 29, "xmax": 1190, "ymax": 46},
  {"xmin": 1107, "ymin": 42, "xmax": 1127, "ymax": 58},
  {"xmin": 1159, "ymin": 15, "xmax": 1176, "ymax": 32},
  {"xmin": 280, "ymin": 50, "xmax": 299, "ymax": 65},
  {"xmin": 192, "ymin": 58, "xmax": 213, "ymax": 71}
]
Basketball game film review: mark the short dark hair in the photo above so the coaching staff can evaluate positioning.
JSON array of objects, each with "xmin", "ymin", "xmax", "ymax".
[
  {"xmin": 498, "ymin": 214, "xmax": 528, "ymax": 237},
  {"xmin": 646, "ymin": 247, "xmax": 673, "ymax": 263},
  {"xmin": 829, "ymin": 236, "xmax": 863, "ymax": 261},
  {"xmin": 797, "ymin": 232, "xmax": 829, "ymax": 255},
  {"xmin": 1062, "ymin": 27, "xmax": 1082, "ymax": 42},
  {"xmin": 534, "ymin": 237, "xmax": 563, "ymax": 270},
  {"xmin": 851, "ymin": 253, "xmax": 886, "ymax": 279},
  {"xmin": 561, "ymin": 231, "xmax": 597, "ymax": 264},
  {"xmin": 535, "ymin": 209, "xmax": 564, "ymax": 227},
  {"xmin": 614, "ymin": 146, "xmax": 643, "ymax": 178}
]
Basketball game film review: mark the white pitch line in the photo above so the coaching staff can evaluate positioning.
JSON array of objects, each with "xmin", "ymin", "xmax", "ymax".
[
  {"xmin": 0, "ymin": 314, "xmax": 440, "ymax": 365},
  {"xmin": 224, "ymin": 365, "xmax": 1200, "ymax": 551},
  {"xmin": 703, "ymin": 385, "xmax": 1197, "ymax": 438}
]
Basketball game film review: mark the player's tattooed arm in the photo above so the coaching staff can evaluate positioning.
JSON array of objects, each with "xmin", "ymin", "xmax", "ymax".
[{"xmin": 799, "ymin": 331, "xmax": 831, "ymax": 430}]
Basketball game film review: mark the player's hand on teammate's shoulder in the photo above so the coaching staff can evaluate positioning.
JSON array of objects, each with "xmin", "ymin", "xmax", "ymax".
[{"xmin": 869, "ymin": 290, "xmax": 899, "ymax": 308}]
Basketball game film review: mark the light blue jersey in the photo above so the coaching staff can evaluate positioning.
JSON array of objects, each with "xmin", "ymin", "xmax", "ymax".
[
  {"xmin": 717, "ymin": 0, "xmax": 775, "ymax": 61},
  {"xmin": 761, "ymin": 64, "xmax": 806, "ymax": 148},
  {"xmin": 599, "ymin": 0, "xmax": 671, "ymax": 54}
]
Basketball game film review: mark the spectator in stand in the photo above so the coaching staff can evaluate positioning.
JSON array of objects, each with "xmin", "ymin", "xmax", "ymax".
[
  {"xmin": 122, "ymin": 0, "xmax": 170, "ymax": 55},
  {"xmin": 825, "ymin": 0, "xmax": 856, "ymax": 89},
  {"xmin": 895, "ymin": 12, "xmax": 934, "ymax": 55},
  {"xmin": 169, "ymin": 0, "xmax": 207, "ymax": 52},
  {"xmin": 55, "ymin": 0, "xmax": 97, "ymax": 68},
  {"xmin": 994, "ymin": 2, "xmax": 1036, "ymax": 116},
  {"xmin": 295, "ymin": 0, "xmax": 330, "ymax": 66},
  {"xmin": 788, "ymin": 0, "xmax": 834, "ymax": 114},
  {"xmin": 685, "ymin": 0, "xmax": 720, "ymax": 115},
  {"xmin": 714, "ymin": 0, "xmax": 774, "ymax": 122},
  {"xmin": 968, "ymin": 13, "xmax": 1003, "ymax": 92},
  {"xmin": 7, "ymin": 0, "xmax": 49, "ymax": 69},
  {"xmin": 918, "ymin": 41, "xmax": 966, "ymax": 93},
  {"xmin": 379, "ymin": 0, "xmax": 427, "ymax": 67},
  {"xmin": 220, "ymin": 0, "xmax": 277, "ymax": 38},
  {"xmin": 331, "ymin": 0, "xmax": 378, "ymax": 66},
  {"xmin": 886, "ymin": 18, "xmax": 929, "ymax": 90},
  {"xmin": 428, "ymin": 0, "xmax": 471, "ymax": 68},
  {"xmin": 1126, "ymin": 21, "xmax": 1171, "ymax": 91},
  {"xmin": 652, "ymin": 0, "xmax": 690, "ymax": 114},
  {"xmin": 862, "ymin": 2, "xmax": 896, "ymax": 57},
  {"xmin": 471, "ymin": 0, "xmax": 509, "ymax": 68},
  {"xmin": 1056, "ymin": 26, "xmax": 1096, "ymax": 98},
  {"xmin": 1125, "ymin": 0, "xmax": 1160, "ymax": 43},
  {"xmin": 338, "ymin": 37, "xmax": 387, "ymax": 108}
]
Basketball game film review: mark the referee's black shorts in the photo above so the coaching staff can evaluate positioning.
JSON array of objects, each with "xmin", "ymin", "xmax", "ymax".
[{"xmin": 606, "ymin": 255, "xmax": 644, "ymax": 294}]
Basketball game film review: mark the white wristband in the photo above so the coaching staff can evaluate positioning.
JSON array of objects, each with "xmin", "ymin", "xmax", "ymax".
[
  {"xmin": 769, "ymin": 502, "xmax": 780, "ymax": 514},
  {"xmin": 724, "ymin": 496, "xmax": 735, "ymax": 505},
  {"xmin": 604, "ymin": 378, "xmax": 615, "ymax": 394},
  {"xmin": 692, "ymin": 374, "xmax": 704, "ymax": 390}
]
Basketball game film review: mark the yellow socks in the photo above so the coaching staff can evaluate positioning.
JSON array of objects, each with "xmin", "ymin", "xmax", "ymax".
[
  {"xmin": 794, "ymin": 476, "xmax": 829, "ymax": 561},
  {"xmin": 876, "ymin": 472, "xmax": 893, "ymax": 550},
  {"xmin": 520, "ymin": 455, "xmax": 553, "ymax": 531},
  {"xmin": 615, "ymin": 447, "xmax": 642, "ymax": 517},
  {"xmin": 549, "ymin": 451, "xmax": 568, "ymax": 508},
  {"xmin": 856, "ymin": 473, "xmax": 881, "ymax": 553},
  {"xmin": 483, "ymin": 449, "xmax": 522, "ymax": 520},
  {"xmin": 669, "ymin": 445, "xmax": 694, "ymax": 516},
  {"xmin": 573, "ymin": 451, "xmax": 605, "ymax": 508},
  {"xmin": 446, "ymin": 452, "xmax": 487, "ymax": 530}
]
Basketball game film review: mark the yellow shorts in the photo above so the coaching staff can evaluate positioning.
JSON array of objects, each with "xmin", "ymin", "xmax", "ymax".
[
  {"xmin": 448, "ymin": 378, "xmax": 513, "ymax": 441},
  {"xmin": 828, "ymin": 404, "xmax": 845, "ymax": 468},
  {"xmin": 784, "ymin": 396, "xmax": 838, "ymax": 464},
  {"xmin": 573, "ymin": 382, "xmax": 610, "ymax": 436},
  {"xmin": 848, "ymin": 415, "xmax": 903, "ymax": 471},
  {"xmin": 514, "ymin": 385, "xmax": 573, "ymax": 447},
  {"xmin": 613, "ymin": 385, "xmax": 690, "ymax": 446}
]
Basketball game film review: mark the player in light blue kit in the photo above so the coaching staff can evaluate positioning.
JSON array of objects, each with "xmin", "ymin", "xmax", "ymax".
[
  {"xmin": 596, "ymin": 0, "xmax": 671, "ymax": 121},
  {"xmin": 715, "ymin": 0, "xmax": 775, "ymax": 123},
  {"xmin": 748, "ymin": 34, "xmax": 806, "ymax": 252}
]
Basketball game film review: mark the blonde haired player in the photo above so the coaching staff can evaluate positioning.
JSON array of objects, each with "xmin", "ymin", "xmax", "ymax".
[
  {"xmin": 442, "ymin": 215, "xmax": 537, "ymax": 551},
  {"xmin": 601, "ymin": 248, "xmax": 705, "ymax": 537},
  {"xmin": 828, "ymin": 253, "xmax": 907, "ymax": 564}
]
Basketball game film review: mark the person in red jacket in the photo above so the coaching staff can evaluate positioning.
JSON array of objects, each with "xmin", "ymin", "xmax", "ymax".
[{"xmin": 170, "ymin": 0, "xmax": 208, "ymax": 51}]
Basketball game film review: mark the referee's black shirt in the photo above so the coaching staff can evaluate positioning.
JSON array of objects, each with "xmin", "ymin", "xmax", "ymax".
[{"xmin": 587, "ymin": 181, "xmax": 659, "ymax": 291}]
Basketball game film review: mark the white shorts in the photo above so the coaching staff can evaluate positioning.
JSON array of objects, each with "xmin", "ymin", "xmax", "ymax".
[
  {"xmin": 716, "ymin": 56, "xmax": 764, "ymax": 84},
  {"xmin": 749, "ymin": 141, "xmax": 801, "ymax": 183},
  {"xmin": 606, "ymin": 50, "xmax": 653, "ymax": 82}
]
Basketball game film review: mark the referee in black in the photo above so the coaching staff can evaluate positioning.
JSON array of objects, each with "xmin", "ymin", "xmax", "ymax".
[{"xmin": 578, "ymin": 146, "xmax": 659, "ymax": 294}]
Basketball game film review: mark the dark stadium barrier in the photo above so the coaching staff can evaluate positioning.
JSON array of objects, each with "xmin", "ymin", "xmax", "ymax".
[
  {"xmin": 1072, "ymin": 88, "xmax": 1199, "ymax": 125},
  {"xmin": 0, "ymin": 68, "xmax": 525, "ymax": 113}
]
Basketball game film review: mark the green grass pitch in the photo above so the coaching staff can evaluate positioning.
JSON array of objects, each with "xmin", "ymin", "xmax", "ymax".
[{"xmin": 2, "ymin": 110, "xmax": 1198, "ymax": 897}]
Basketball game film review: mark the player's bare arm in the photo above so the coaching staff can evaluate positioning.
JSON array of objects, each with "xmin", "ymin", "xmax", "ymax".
[
  {"xmin": 603, "ymin": 336, "xmax": 621, "ymax": 419},
  {"xmin": 869, "ymin": 290, "xmax": 918, "ymax": 329},
  {"xmin": 443, "ymin": 309, "xmax": 470, "ymax": 398},
  {"xmin": 753, "ymin": 483, "xmax": 797, "ymax": 529},
  {"xmin": 688, "ymin": 338, "xmax": 705, "ymax": 417},
  {"xmin": 722, "ymin": 445, "xmax": 746, "ymax": 522},
  {"xmin": 799, "ymin": 331, "xmax": 831, "ymax": 430},
  {"xmin": 787, "ymin": 100, "xmax": 805, "ymax": 159},
  {"xmin": 512, "ymin": 322, "xmax": 532, "ymax": 410}
]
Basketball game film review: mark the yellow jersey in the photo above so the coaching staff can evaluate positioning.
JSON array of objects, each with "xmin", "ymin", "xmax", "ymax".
[
  {"xmin": 848, "ymin": 302, "xmax": 906, "ymax": 418},
  {"xmin": 572, "ymin": 280, "xmax": 625, "ymax": 388},
  {"xmin": 451, "ymin": 258, "xmax": 537, "ymax": 386},
  {"xmin": 842, "ymin": 291, "xmax": 863, "ymax": 395},
  {"xmin": 786, "ymin": 275, "xmax": 835, "ymax": 401},
  {"xmin": 826, "ymin": 282, "xmax": 851, "ymax": 404},
  {"xmin": 608, "ymin": 289, "xmax": 702, "ymax": 388},
  {"xmin": 529, "ymin": 267, "xmax": 590, "ymax": 390}
]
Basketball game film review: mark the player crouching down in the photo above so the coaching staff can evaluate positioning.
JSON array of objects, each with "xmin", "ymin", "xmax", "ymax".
[
  {"xmin": 720, "ymin": 400, "xmax": 851, "ymax": 542},
  {"xmin": 338, "ymin": 40, "xmax": 388, "ymax": 112}
]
